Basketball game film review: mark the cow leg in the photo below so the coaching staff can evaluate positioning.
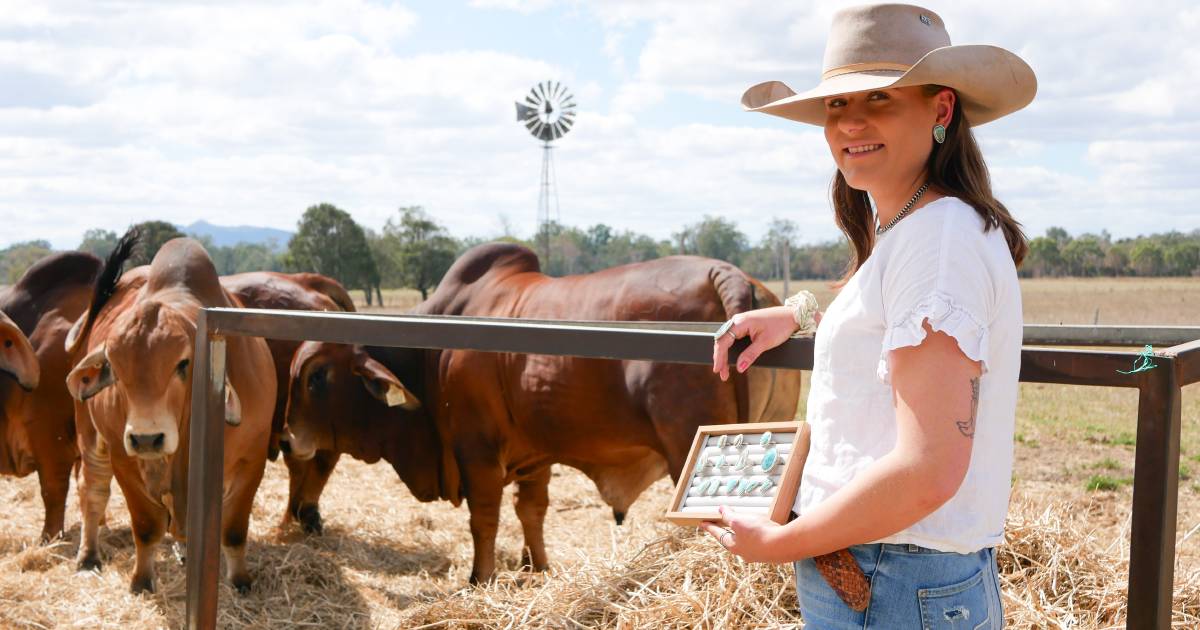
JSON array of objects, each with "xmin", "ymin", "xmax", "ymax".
[
  {"xmin": 513, "ymin": 466, "xmax": 551, "ymax": 572},
  {"xmin": 75, "ymin": 448, "xmax": 112, "ymax": 572},
  {"xmin": 282, "ymin": 449, "xmax": 340, "ymax": 535},
  {"xmin": 36, "ymin": 457, "xmax": 74, "ymax": 543},
  {"xmin": 129, "ymin": 510, "xmax": 166, "ymax": 594},
  {"xmin": 222, "ymin": 464, "xmax": 265, "ymax": 595},
  {"xmin": 465, "ymin": 464, "xmax": 505, "ymax": 585}
]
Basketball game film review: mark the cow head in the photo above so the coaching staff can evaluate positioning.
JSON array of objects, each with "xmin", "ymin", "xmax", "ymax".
[
  {"xmin": 0, "ymin": 310, "xmax": 38, "ymax": 391},
  {"xmin": 284, "ymin": 341, "xmax": 441, "ymax": 502},
  {"xmin": 66, "ymin": 300, "xmax": 239, "ymax": 459}
]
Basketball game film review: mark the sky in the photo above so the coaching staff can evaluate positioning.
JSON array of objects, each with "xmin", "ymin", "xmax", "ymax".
[{"xmin": 1, "ymin": 0, "xmax": 1198, "ymax": 250}]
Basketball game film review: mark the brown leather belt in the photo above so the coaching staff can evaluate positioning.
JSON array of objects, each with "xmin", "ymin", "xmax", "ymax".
[{"xmin": 789, "ymin": 511, "xmax": 871, "ymax": 611}]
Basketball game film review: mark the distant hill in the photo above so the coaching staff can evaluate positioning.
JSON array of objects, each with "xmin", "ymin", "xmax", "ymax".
[{"xmin": 180, "ymin": 220, "xmax": 292, "ymax": 252}]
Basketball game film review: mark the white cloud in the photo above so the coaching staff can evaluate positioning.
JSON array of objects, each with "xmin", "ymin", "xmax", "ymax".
[{"xmin": 1, "ymin": 0, "xmax": 1198, "ymax": 254}]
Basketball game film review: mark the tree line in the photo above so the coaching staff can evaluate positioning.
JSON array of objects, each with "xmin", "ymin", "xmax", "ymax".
[{"xmin": 1, "ymin": 206, "xmax": 1197, "ymax": 301}]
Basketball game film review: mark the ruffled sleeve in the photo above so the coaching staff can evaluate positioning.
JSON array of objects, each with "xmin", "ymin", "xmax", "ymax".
[{"xmin": 876, "ymin": 203, "xmax": 995, "ymax": 386}]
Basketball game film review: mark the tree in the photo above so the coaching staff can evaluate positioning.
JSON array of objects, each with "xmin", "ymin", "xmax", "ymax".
[
  {"xmin": 129, "ymin": 220, "xmax": 186, "ymax": 266},
  {"xmin": 1062, "ymin": 236, "xmax": 1104, "ymax": 277},
  {"xmin": 0, "ymin": 240, "xmax": 53, "ymax": 285},
  {"xmin": 1130, "ymin": 241, "xmax": 1165, "ymax": 276},
  {"xmin": 1164, "ymin": 242, "xmax": 1199, "ymax": 276},
  {"xmin": 380, "ymin": 207, "xmax": 459, "ymax": 299},
  {"xmin": 78, "ymin": 229, "xmax": 119, "ymax": 259},
  {"xmin": 762, "ymin": 217, "xmax": 799, "ymax": 280},
  {"xmin": 1026, "ymin": 236, "xmax": 1063, "ymax": 277},
  {"xmin": 285, "ymin": 203, "xmax": 380, "ymax": 303},
  {"xmin": 673, "ymin": 215, "xmax": 749, "ymax": 265}
]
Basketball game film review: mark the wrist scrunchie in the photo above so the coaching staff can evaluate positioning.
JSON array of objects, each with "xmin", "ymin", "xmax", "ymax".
[{"xmin": 784, "ymin": 289, "xmax": 819, "ymax": 338}]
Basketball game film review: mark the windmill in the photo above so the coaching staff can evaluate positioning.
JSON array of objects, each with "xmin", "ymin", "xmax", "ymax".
[{"xmin": 515, "ymin": 80, "xmax": 576, "ymax": 262}]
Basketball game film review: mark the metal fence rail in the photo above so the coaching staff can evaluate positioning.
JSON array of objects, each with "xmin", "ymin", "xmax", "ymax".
[{"xmin": 187, "ymin": 308, "xmax": 1199, "ymax": 630}]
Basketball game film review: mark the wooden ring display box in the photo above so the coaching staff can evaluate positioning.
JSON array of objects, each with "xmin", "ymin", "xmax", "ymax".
[{"xmin": 665, "ymin": 421, "xmax": 810, "ymax": 527}]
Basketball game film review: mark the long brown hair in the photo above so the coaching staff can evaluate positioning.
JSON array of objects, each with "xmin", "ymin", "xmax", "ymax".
[{"xmin": 829, "ymin": 84, "xmax": 1028, "ymax": 290}]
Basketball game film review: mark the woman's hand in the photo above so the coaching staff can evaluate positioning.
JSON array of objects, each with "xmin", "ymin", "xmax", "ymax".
[
  {"xmin": 699, "ymin": 505, "xmax": 788, "ymax": 563},
  {"xmin": 711, "ymin": 306, "xmax": 823, "ymax": 381}
]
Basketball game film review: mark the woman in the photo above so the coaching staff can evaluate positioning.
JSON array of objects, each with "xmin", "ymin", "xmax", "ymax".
[{"xmin": 702, "ymin": 4, "xmax": 1036, "ymax": 628}]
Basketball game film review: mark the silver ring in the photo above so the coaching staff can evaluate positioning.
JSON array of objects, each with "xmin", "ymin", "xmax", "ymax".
[
  {"xmin": 714, "ymin": 319, "xmax": 736, "ymax": 342},
  {"xmin": 720, "ymin": 528, "xmax": 734, "ymax": 546}
]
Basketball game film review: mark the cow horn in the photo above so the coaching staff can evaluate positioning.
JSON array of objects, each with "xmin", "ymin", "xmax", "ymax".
[
  {"xmin": 225, "ymin": 379, "xmax": 242, "ymax": 426},
  {"xmin": 66, "ymin": 344, "xmax": 115, "ymax": 401}
]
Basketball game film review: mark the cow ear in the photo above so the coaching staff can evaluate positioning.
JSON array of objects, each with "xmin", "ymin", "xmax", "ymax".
[
  {"xmin": 351, "ymin": 355, "xmax": 421, "ymax": 410},
  {"xmin": 224, "ymin": 379, "xmax": 242, "ymax": 426},
  {"xmin": 64, "ymin": 313, "xmax": 87, "ymax": 356},
  {"xmin": 66, "ymin": 345, "xmax": 115, "ymax": 401},
  {"xmin": 0, "ymin": 311, "xmax": 38, "ymax": 391}
]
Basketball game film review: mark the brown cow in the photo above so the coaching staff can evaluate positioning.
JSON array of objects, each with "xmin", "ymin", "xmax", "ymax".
[
  {"xmin": 219, "ymin": 271, "xmax": 353, "ymax": 534},
  {"xmin": 283, "ymin": 242, "xmax": 800, "ymax": 583},
  {"xmin": 0, "ymin": 252, "xmax": 101, "ymax": 541},
  {"xmin": 65, "ymin": 232, "xmax": 274, "ymax": 593}
]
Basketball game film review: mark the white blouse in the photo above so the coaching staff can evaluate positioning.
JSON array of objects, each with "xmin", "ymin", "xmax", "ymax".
[{"xmin": 793, "ymin": 195, "xmax": 1023, "ymax": 553}]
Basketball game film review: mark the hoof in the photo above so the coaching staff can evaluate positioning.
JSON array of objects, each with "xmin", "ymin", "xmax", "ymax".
[
  {"xmin": 613, "ymin": 509, "xmax": 626, "ymax": 526},
  {"xmin": 130, "ymin": 575, "xmax": 155, "ymax": 594},
  {"xmin": 231, "ymin": 575, "xmax": 252, "ymax": 595},
  {"xmin": 77, "ymin": 554, "xmax": 102, "ymax": 572},
  {"xmin": 297, "ymin": 504, "xmax": 323, "ymax": 535}
]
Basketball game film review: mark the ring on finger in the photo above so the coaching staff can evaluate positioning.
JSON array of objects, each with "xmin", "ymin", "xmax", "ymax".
[
  {"xmin": 719, "ymin": 528, "xmax": 734, "ymax": 546},
  {"xmin": 713, "ymin": 319, "xmax": 736, "ymax": 342}
]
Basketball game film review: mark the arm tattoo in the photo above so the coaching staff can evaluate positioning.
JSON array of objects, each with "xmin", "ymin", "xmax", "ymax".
[{"xmin": 956, "ymin": 377, "xmax": 980, "ymax": 438}]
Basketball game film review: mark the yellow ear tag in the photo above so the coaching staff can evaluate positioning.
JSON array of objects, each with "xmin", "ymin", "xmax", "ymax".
[{"xmin": 385, "ymin": 384, "xmax": 408, "ymax": 407}]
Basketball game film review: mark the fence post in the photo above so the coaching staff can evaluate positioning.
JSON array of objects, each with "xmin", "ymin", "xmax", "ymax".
[
  {"xmin": 186, "ymin": 309, "xmax": 226, "ymax": 630},
  {"xmin": 1127, "ymin": 355, "xmax": 1181, "ymax": 630}
]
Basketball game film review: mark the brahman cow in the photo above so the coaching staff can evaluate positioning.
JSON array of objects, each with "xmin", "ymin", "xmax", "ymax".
[
  {"xmin": 283, "ymin": 242, "xmax": 801, "ymax": 583},
  {"xmin": 65, "ymin": 232, "xmax": 274, "ymax": 594},
  {"xmin": 220, "ymin": 271, "xmax": 354, "ymax": 534},
  {"xmin": 0, "ymin": 252, "xmax": 100, "ymax": 541}
]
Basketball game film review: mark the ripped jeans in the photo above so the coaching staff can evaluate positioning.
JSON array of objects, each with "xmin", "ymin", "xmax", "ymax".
[{"xmin": 793, "ymin": 543, "xmax": 1003, "ymax": 629}]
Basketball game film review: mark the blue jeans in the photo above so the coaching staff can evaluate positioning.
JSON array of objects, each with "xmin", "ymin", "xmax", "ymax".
[{"xmin": 793, "ymin": 543, "xmax": 1003, "ymax": 629}]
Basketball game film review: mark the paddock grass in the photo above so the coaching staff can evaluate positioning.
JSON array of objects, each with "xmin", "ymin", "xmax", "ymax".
[{"xmin": 0, "ymin": 277, "xmax": 1196, "ymax": 628}]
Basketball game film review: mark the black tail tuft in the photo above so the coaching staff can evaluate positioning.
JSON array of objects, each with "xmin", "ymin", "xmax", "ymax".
[{"xmin": 84, "ymin": 227, "xmax": 140, "ymax": 331}]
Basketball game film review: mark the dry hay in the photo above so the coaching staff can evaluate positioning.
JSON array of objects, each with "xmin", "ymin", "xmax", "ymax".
[
  {"xmin": 999, "ymin": 490, "xmax": 1200, "ymax": 628},
  {"xmin": 0, "ymin": 460, "xmax": 1198, "ymax": 629}
]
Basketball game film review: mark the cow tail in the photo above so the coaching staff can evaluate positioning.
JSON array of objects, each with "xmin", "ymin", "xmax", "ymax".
[
  {"xmin": 68, "ymin": 228, "xmax": 139, "ymax": 354},
  {"xmin": 710, "ymin": 264, "xmax": 755, "ymax": 424}
]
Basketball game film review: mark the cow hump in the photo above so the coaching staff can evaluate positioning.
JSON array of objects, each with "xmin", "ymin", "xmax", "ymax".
[{"xmin": 146, "ymin": 238, "xmax": 227, "ymax": 306}]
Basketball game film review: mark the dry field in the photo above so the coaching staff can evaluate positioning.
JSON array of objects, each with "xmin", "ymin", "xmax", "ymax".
[{"xmin": 0, "ymin": 277, "xmax": 1197, "ymax": 628}]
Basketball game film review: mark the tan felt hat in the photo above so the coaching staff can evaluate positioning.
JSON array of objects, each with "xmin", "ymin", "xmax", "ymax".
[{"xmin": 742, "ymin": 3, "xmax": 1037, "ymax": 126}]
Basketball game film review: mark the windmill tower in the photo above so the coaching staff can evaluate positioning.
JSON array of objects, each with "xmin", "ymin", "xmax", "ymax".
[{"xmin": 515, "ymin": 81, "xmax": 576, "ymax": 262}]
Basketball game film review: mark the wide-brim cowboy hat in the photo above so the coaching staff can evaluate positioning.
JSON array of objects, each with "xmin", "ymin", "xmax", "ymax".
[{"xmin": 742, "ymin": 3, "xmax": 1036, "ymax": 126}]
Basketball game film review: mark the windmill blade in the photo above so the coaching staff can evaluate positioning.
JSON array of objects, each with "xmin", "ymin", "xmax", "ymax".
[
  {"xmin": 536, "ymin": 82, "xmax": 548, "ymax": 102},
  {"xmin": 552, "ymin": 81, "xmax": 562, "ymax": 100},
  {"xmin": 515, "ymin": 102, "xmax": 538, "ymax": 122},
  {"xmin": 551, "ymin": 122, "xmax": 566, "ymax": 140},
  {"xmin": 558, "ymin": 116, "xmax": 575, "ymax": 131},
  {"xmin": 527, "ymin": 87, "xmax": 542, "ymax": 105}
]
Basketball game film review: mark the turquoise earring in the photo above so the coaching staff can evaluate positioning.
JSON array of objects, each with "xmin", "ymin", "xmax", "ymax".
[{"xmin": 933, "ymin": 124, "xmax": 946, "ymax": 144}]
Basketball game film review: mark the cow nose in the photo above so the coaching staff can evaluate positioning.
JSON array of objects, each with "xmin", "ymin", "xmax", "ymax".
[{"xmin": 128, "ymin": 432, "xmax": 166, "ymax": 454}]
